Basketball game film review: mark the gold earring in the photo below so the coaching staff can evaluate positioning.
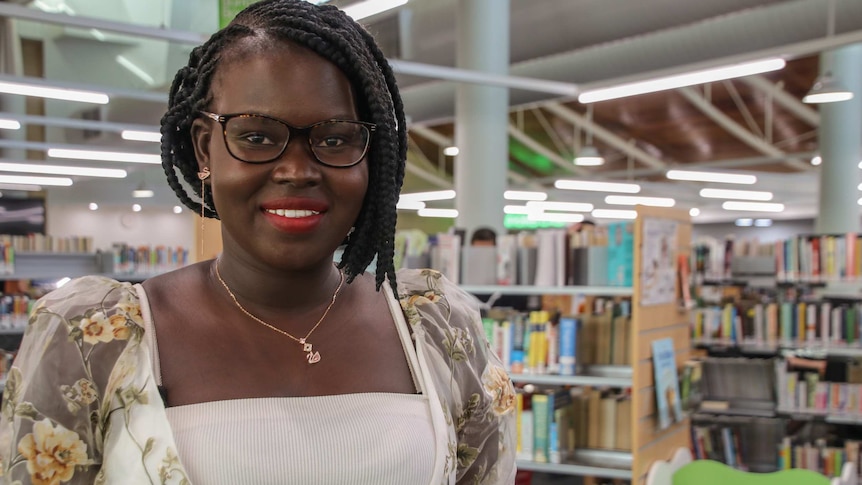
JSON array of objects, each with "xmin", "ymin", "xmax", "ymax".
[{"xmin": 197, "ymin": 167, "xmax": 210, "ymax": 260}]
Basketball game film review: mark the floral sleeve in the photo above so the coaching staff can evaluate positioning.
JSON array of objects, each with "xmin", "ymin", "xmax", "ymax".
[
  {"xmin": 399, "ymin": 269, "xmax": 517, "ymax": 485},
  {"xmin": 0, "ymin": 276, "xmax": 144, "ymax": 484}
]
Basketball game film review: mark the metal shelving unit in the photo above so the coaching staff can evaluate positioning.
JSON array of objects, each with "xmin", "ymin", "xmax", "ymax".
[
  {"xmin": 516, "ymin": 449, "xmax": 632, "ymax": 479},
  {"xmin": 459, "ymin": 284, "xmax": 633, "ymax": 297},
  {"xmin": 510, "ymin": 365, "xmax": 632, "ymax": 388}
]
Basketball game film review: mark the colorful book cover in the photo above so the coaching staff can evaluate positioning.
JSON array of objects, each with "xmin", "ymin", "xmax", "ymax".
[{"xmin": 652, "ymin": 337, "xmax": 683, "ymax": 429}]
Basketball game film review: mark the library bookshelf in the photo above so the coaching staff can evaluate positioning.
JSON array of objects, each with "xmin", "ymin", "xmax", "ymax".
[{"xmin": 470, "ymin": 206, "xmax": 692, "ymax": 484}]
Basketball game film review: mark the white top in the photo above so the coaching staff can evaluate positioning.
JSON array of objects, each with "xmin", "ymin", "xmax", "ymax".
[
  {"xmin": 149, "ymin": 282, "xmax": 437, "ymax": 485},
  {"xmin": 165, "ymin": 393, "xmax": 435, "ymax": 485}
]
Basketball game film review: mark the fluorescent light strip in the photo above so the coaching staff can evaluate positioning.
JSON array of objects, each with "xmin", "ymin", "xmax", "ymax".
[
  {"xmin": 722, "ymin": 201, "xmax": 785, "ymax": 212},
  {"xmin": 398, "ymin": 190, "xmax": 456, "ymax": 202},
  {"xmin": 528, "ymin": 212, "xmax": 584, "ymax": 223},
  {"xmin": 0, "ymin": 81, "xmax": 109, "ymax": 104},
  {"xmin": 504, "ymin": 190, "xmax": 547, "ymax": 201},
  {"xmin": 417, "ymin": 208, "xmax": 458, "ymax": 218},
  {"xmin": 443, "ymin": 146, "xmax": 459, "ymax": 156},
  {"xmin": 526, "ymin": 201, "xmax": 593, "ymax": 212},
  {"xmin": 0, "ymin": 162, "xmax": 127, "ymax": 178},
  {"xmin": 666, "ymin": 169, "xmax": 757, "ymax": 184},
  {"xmin": 604, "ymin": 195, "xmax": 675, "ymax": 207},
  {"xmin": 504, "ymin": 205, "xmax": 533, "ymax": 215},
  {"xmin": 591, "ymin": 209, "xmax": 637, "ymax": 220},
  {"xmin": 343, "ymin": 0, "xmax": 408, "ymax": 20},
  {"xmin": 579, "ymin": 58, "xmax": 786, "ymax": 103},
  {"xmin": 0, "ymin": 119, "xmax": 21, "ymax": 130},
  {"xmin": 396, "ymin": 199, "xmax": 425, "ymax": 210},
  {"xmin": 554, "ymin": 179, "xmax": 641, "ymax": 193},
  {"xmin": 699, "ymin": 188, "xmax": 772, "ymax": 201},
  {"xmin": 0, "ymin": 175, "xmax": 72, "ymax": 186},
  {"xmin": 754, "ymin": 219, "xmax": 773, "ymax": 227},
  {"xmin": 735, "ymin": 218, "xmax": 753, "ymax": 227},
  {"xmin": 0, "ymin": 183, "xmax": 41, "ymax": 191},
  {"xmin": 47, "ymin": 148, "xmax": 161, "ymax": 164},
  {"xmin": 133, "ymin": 189, "xmax": 154, "ymax": 198},
  {"xmin": 121, "ymin": 130, "xmax": 161, "ymax": 143}
]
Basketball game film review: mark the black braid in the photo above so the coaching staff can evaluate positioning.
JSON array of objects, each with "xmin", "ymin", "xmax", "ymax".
[{"xmin": 160, "ymin": 0, "xmax": 407, "ymax": 292}]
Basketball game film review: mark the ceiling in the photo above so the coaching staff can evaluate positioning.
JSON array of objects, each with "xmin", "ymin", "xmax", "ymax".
[{"xmin": 0, "ymin": 0, "xmax": 861, "ymax": 224}]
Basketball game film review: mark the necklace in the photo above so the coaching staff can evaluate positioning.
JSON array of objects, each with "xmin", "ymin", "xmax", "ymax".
[{"xmin": 214, "ymin": 261, "xmax": 345, "ymax": 364}]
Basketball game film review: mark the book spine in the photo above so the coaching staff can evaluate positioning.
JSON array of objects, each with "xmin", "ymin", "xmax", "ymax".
[
  {"xmin": 558, "ymin": 317, "xmax": 577, "ymax": 376},
  {"xmin": 532, "ymin": 394, "xmax": 549, "ymax": 463}
]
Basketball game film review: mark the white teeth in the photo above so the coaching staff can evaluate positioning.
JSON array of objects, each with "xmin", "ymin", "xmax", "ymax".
[{"xmin": 266, "ymin": 209, "xmax": 320, "ymax": 218}]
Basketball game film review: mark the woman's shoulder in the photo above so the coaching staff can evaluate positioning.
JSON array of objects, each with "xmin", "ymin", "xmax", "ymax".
[
  {"xmin": 38, "ymin": 275, "xmax": 136, "ymax": 309},
  {"xmin": 394, "ymin": 268, "xmax": 481, "ymax": 328}
]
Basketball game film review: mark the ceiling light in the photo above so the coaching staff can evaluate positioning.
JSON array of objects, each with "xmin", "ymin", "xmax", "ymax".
[
  {"xmin": 858, "ymin": 197, "xmax": 862, "ymax": 206},
  {"xmin": 666, "ymin": 169, "xmax": 756, "ymax": 184},
  {"xmin": 604, "ymin": 195, "xmax": 675, "ymax": 207},
  {"xmin": 0, "ymin": 174, "xmax": 72, "ymax": 186},
  {"xmin": 399, "ymin": 190, "xmax": 456, "ymax": 201},
  {"xmin": 0, "ymin": 80, "xmax": 108, "ymax": 104},
  {"xmin": 591, "ymin": 209, "xmax": 638, "ymax": 219},
  {"xmin": 343, "ymin": 0, "xmax": 408, "ymax": 20},
  {"xmin": 699, "ymin": 188, "xmax": 772, "ymax": 201},
  {"xmin": 554, "ymin": 179, "xmax": 641, "ymax": 193},
  {"xmin": 443, "ymin": 146, "xmax": 459, "ymax": 157},
  {"xmin": 811, "ymin": 155, "xmax": 822, "ymax": 166},
  {"xmin": 578, "ymin": 58, "xmax": 786, "ymax": 103},
  {"xmin": 132, "ymin": 204, "xmax": 142, "ymax": 212},
  {"xmin": 802, "ymin": 74, "xmax": 854, "ymax": 104},
  {"xmin": 504, "ymin": 205, "xmax": 533, "ymax": 215},
  {"xmin": 722, "ymin": 201, "xmax": 785, "ymax": 212},
  {"xmin": 396, "ymin": 199, "xmax": 425, "ymax": 210},
  {"xmin": 573, "ymin": 145, "xmax": 604, "ymax": 166},
  {"xmin": 47, "ymin": 148, "xmax": 161, "ymax": 164},
  {"xmin": 504, "ymin": 190, "xmax": 547, "ymax": 201},
  {"xmin": 173, "ymin": 205, "xmax": 183, "ymax": 214},
  {"xmin": 417, "ymin": 208, "xmax": 457, "ymax": 218},
  {"xmin": 689, "ymin": 208, "xmax": 700, "ymax": 217},
  {"xmin": 735, "ymin": 218, "xmax": 754, "ymax": 227},
  {"xmin": 526, "ymin": 201, "xmax": 593, "ymax": 212},
  {"xmin": 133, "ymin": 189, "xmax": 154, "ymax": 198},
  {"xmin": 88, "ymin": 202, "xmax": 98, "ymax": 211},
  {"xmin": 528, "ymin": 212, "xmax": 585, "ymax": 223},
  {"xmin": 754, "ymin": 218, "xmax": 773, "ymax": 227},
  {"xmin": 0, "ymin": 162, "xmax": 127, "ymax": 178},
  {"xmin": 0, "ymin": 119, "xmax": 21, "ymax": 130},
  {"xmin": 121, "ymin": 130, "xmax": 161, "ymax": 143},
  {"xmin": 0, "ymin": 183, "xmax": 42, "ymax": 191}
]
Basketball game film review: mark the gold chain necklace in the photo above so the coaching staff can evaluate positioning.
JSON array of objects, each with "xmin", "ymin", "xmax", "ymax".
[{"xmin": 214, "ymin": 261, "xmax": 345, "ymax": 364}]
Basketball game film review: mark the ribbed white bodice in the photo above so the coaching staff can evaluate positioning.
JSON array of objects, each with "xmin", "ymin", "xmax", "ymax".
[{"xmin": 165, "ymin": 393, "xmax": 435, "ymax": 484}]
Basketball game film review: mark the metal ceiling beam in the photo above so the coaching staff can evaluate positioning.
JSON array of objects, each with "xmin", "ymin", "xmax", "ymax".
[
  {"xmin": 506, "ymin": 124, "xmax": 583, "ymax": 175},
  {"xmin": 543, "ymin": 102, "xmax": 667, "ymax": 170},
  {"xmin": 0, "ymin": 74, "xmax": 167, "ymax": 103},
  {"xmin": 677, "ymin": 87, "xmax": 812, "ymax": 171},
  {"xmin": 740, "ymin": 75, "xmax": 820, "ymax": 127},
  {"xmin": 390, "ymin": 60, "xmax": 578, "ymax": 96},
  {"xmin": 0, "ymin": 2, "xmax": 207, "ymax": 44},
  {"xmin": 590, "ymin": 152, "xmax": 816, "ymax": 180},
  {"xmin": 0, "ymin": 112, "xmax": 158, "ymax": 133}
]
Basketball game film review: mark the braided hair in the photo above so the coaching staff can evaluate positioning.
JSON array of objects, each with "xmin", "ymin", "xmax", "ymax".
[{"xmin": 160, "ymin": 0, "xmax": 407, "ymax": 292}]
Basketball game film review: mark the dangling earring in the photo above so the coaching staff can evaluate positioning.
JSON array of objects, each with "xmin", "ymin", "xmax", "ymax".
[{"xmin": 197, "ymin": 167, "xmax": 210, "ymax": 260}]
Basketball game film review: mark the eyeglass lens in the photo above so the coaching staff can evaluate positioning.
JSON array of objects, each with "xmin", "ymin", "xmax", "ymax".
[{"xmin": 224, "ymin": 115, "xmax": 370, "ymax": 166}]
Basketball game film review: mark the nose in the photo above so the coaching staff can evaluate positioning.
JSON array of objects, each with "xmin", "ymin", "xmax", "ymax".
[{"xmin": 269, "ymin": 135, "xmax": 321, "ymax": 187}]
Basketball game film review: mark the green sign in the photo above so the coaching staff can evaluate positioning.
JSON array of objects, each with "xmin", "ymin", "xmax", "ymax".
[
  {"xmin": 219, "ymin": 0, "xmax": 256, "ymax": 28},
  {"xmin": 503, "ymin": 214, "xmax": 567, "ymax": 230}
]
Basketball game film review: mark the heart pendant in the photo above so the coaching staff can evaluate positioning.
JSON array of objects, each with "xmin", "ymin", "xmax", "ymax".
[{"xmin": 307, "ymin": 351, "xmax": 321, "ymax": 364}]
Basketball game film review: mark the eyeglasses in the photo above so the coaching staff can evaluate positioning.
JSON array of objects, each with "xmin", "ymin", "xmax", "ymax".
[{"xmin": 200, "ymin": 111, "xmax": 376, "ymax": 168}]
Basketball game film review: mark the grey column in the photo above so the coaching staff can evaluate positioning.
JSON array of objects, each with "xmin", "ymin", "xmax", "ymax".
[
  {"xmin": 816, "ymin": 44, "xmax": 862, "ymax": 234},
  {"xmin": 455, "ymin": 0, "xmax": 509, "ymax": 239}
]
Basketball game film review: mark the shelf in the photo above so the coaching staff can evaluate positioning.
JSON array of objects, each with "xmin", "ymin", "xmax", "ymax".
[
  {"xmin": 776, "ymin": 408, "xmax": 862, "ymax": 424},
  {"xmin": 694, "ymin": 340, "xmax": 862, "ymax": 358},
  {"xmin": 510, "ymin": 365, "xmax": 632, "ymax": 388},
  {"xmin": 0, "ymin": 328, "xmax": 24, "ymax": 336},
  {"xmin": 516, "ymin": 449, "xmax": 632, "ymax": 479},
  {"xmin": 460, "ymin": 284, "xmax": 633, "ymax": 296}
]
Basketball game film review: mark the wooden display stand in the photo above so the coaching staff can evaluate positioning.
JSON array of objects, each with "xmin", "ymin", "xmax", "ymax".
[{"xmin": 630, "ymin": 206, "xmax": 693, "ymax": 485}]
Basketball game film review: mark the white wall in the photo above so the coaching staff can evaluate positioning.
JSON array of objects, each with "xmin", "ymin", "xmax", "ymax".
[{"xmin": 46, "ymin": 204, "xmax": 194, "ymax": 252}]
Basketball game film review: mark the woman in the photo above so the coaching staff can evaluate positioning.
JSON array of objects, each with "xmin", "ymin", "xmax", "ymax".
[{"xmin": 0, "ymin": 1, "xmax": 516, "ymax": 484}]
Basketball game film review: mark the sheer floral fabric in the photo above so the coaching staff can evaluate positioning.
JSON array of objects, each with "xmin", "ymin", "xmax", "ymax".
[{"xmin": 0, "ymin": 269, "xmax": 516, "ymax": 484}]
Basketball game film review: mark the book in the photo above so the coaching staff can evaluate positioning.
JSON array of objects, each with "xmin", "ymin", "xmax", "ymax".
[{"xmin": 652, "ymin": 337, "xmax": 683, "ymax": 429}]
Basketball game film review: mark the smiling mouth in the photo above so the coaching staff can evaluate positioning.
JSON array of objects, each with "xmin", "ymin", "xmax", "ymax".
[{"xmin": 264, "ymin": 209, "xmax": 321, "ymax": 218}]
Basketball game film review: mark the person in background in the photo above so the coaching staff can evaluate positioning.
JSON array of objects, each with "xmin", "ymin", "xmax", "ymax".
[
  {"xmin": 0, "ymin": 1, "xmax": 516, "ymax": 483},
  {"xmin": 470, "ymin": 227, "xmax": 498, "ymax": 247}
]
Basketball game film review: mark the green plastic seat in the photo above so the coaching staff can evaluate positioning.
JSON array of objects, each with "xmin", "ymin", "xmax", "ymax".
[{"xmin": 673, "ymin": 460, "xmax": 830, "ymax": 485}]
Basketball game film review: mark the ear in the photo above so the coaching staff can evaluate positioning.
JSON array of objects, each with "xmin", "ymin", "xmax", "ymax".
[{"xmin": 191, "ymin": 118, "xmax": 213, "ymax": 176}]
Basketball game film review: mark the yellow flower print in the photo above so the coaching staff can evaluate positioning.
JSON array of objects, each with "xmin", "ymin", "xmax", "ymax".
[
  {"xmin": 482, "ymin": 365, "xmax": 516, "ymax": 416},
  {"xmin": 74, "ymin": 379, "xmax": 98, "ymax": 405},
  {"xmin": 79, "ymin": 312, "xmax": 113, "ymax": 345},
  {"xmin": 17, "ymin": 419, "xmax": 88, "ymax": 485},
  {"xmin": 108, "ymin": 314, "xmax": 130, "ymax": 340},
  {"xmin": 116, "ymin": 296, "xmax": 144, "ymax": 326}
]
